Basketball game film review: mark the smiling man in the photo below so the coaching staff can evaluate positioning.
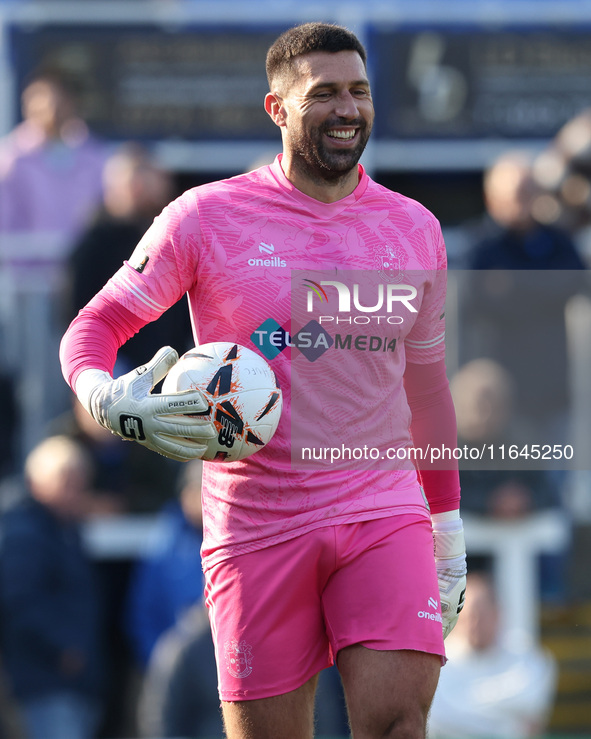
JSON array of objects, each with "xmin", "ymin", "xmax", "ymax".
[
  {"xmin": 265, "ymin": 30, "xmax": 373, "ymax": 199},
  {"xmin": 60, "ymin": 22, "xmax": 466, "ymax": 739}
]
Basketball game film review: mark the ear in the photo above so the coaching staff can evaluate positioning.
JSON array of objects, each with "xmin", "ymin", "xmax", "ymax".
[{"xmin": 264, "ymin": 92, "xmax": 287, "ymax": 128}]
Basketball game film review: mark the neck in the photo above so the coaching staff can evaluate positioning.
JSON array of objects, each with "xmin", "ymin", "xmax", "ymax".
[{"xmin": 280, "ymin": 152, "xmax": 360, "ymax": 203}]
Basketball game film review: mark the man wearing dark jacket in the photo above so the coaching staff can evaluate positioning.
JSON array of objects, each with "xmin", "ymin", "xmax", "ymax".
[{"xmin": 0, "ymin": 435, "xmax": 104, "ymax": 739}]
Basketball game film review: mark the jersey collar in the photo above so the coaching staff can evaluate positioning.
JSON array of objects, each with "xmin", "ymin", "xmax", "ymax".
[{"xmin": 268, "ymin": 154, "xmax": 369, "ymax": 217}]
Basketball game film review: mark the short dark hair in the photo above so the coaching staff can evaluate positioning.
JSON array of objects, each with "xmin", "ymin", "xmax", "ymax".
[{"xmin": 266, "ymin": 22, "xmax": 367, "ymax": 90}]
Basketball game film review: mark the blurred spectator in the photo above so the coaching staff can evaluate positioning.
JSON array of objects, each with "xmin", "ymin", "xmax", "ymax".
[
  {"xmin": 460, "ymin": 150, "xmax": 587, "ymax": 446},
  {"xmin": 468, "ymin": 150, "xmax": 586, "ymax": 271},
  {"xmin": 450, "ymin": 357, "xmax": 563, "ymax": 512},
  {"xmin": 450, "ymin": 358, "xmax": 569, "ymax": 602},
  {"xmin": 0, "ymin": 69, "xmax": 108, "ymax": 266},
  {"xmin": 450, "ymin": 357, "xmax": 563, "ymax": 518},
  {"xmin": 136, "ymin": 602, "xmax": 223, "ymax": 739},
  {"xmin": 46, "ymin": 395, "xmax": 182, "ymax": 736},
  {"xmin": 451, "ymin": 358, "xmax": 517, "ymax": 452},
  {"xmin": 536, "ymin": 110, "xmax": 591, "ymax": 526},
  {"xmin": 0, "ymin": 435, "xmax": 105, "ymax": 739},
  {"xmin": 49, "ymin": 394, "xmax": 180, "ymax": 514},
  {"xmin": 63, "ymin": 143, "xmax": 193, "ymax": 371},
  {"xmin": 125, "ymin": 459, "xmax": 205, "ymax": 669},
  {"xmin": 0, "ymin": 70, "xmax": 109, "ymax": 454},
  {"xmin": 533, "ymin": 109, "xmax": 591, "ymax": 260},
  {"xmin": 428, "ymin": 572, "xmax": 557, "ymax": 739}
]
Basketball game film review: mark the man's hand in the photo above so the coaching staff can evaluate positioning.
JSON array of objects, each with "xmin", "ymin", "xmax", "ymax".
[
  {"xmin": 75, "ymin": 347, "xmax": 216, "ymax": 462},
  {"xmin": 432, "ymin": 511, "xmax": 467, "ymax": 639}
]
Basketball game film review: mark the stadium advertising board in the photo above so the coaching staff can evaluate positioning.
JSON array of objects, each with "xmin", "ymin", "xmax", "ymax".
[
  {"xmin": 370, "ymin": 25, "xmax": 591, "ymax": 139},
  {"xmin": 10, "ymin": 24, "xmax": 281, "ymax": 140}
]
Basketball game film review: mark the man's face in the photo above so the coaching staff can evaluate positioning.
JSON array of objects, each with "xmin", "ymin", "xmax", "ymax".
[
  {"xmin": 22, "ymin": 80, "xmax": 74, "ymax": 137},
  {"xmin": 276, "ymin": 50, "xmax": 374, "ymax": 181}
]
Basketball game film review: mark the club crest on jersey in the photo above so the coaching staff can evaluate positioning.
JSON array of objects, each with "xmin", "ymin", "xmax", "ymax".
[
  {"xmin": 373, "ymin": 244, "xmax": 405, "ymax": 282},
  {"xmin": 224, "ymin": 639, "xmax": 253, "ymax": 678}
]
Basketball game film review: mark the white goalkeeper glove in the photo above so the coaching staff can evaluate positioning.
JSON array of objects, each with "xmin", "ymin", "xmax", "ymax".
[
  {"xmin": 75, "ymin": 346, "xmax": 216, "ymax": 462},
  {"xmin": 432, "ymin": 510, "xmax": 467, "ymax": 639}
]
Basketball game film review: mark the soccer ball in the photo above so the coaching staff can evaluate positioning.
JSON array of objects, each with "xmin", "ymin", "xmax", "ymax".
[{"xmin": 162, "ymin": 342, "xmax": 282, "ymax": 462}]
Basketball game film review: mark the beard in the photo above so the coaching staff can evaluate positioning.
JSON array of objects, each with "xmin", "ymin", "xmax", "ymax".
[{"xmin": 286, "ymin": 116, "xmax": 372, "ymax": 183}]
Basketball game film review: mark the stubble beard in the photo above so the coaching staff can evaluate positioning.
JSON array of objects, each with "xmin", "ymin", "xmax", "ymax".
[{"xmin": 288, "ymin": 118, "xmax": 372, "ymax": 184}]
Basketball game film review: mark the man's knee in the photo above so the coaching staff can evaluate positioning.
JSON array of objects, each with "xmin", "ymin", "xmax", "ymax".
[
  {"xmin": 338, "ymin": 646, "xmax": 439, "ymax": 739},
  {"xmin": 380, "ymin": 710, "xmax": 429, "ymax": 739},
  {"xmin": 346, "ymin": 701, "xmax": 430, "ymax": 739}
]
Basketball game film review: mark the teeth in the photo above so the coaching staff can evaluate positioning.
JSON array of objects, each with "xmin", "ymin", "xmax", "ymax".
[{"xmin": 327, "ymin": 130, "xmax": 356, "ymax": 140}]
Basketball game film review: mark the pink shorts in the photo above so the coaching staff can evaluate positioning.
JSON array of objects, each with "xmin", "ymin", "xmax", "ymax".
[{"xmin": 204, "ymin": 514, "xmax": 445, "ymax": 701}]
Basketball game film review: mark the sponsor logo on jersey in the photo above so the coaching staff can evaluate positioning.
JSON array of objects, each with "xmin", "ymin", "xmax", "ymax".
[
  {"xmin": 251, "ymin": 318, "xmax": 397, "ymax": 363},
  {"xmin": 247, "ymin": 242, "xmax": 287, "ymax": 268},
  {"xmin": 251, "ymin": 318, "xmax": 291, "ymax": 361}
]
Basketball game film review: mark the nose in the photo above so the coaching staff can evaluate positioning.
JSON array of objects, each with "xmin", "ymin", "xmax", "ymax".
[{"xmin": 334, "ymin": 90, "xmax": 360, "ymax": 119}]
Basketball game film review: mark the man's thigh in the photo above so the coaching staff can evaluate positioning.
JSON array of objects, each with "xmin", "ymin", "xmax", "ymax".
[
  {"xmin": 221, "ymin": 673, "xmax": 319, "ymax": 739},
  {"xmin": 205, "ymin": 530, "xmax": 335, "ymax": 701},
  {"xmin": 323, "ymin": 515, "xmax": 445, "ymax": 660},
  {"xmin": 338, "ymin": 645, "xmax": 440, "ymax": 739}
]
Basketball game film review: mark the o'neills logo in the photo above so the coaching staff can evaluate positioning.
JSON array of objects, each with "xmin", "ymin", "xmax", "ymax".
[
  {"xmin": 248, "ymin": 256, "xmax": 287, "ymax": 267},
  {"xmin": 418, "ymin": 610, "xmax": 443, "ymax": 622}
]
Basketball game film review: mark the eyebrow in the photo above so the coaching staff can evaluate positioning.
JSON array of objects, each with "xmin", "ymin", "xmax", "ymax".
[{"xmin": 307, "ymin": 79, "xmax": 371, "ymax": 93}]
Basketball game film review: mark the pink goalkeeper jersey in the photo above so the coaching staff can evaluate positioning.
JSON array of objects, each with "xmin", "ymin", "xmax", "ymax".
[{"xmin": 101, "ymin": 156, "xmax": 448, "ymax": 570}]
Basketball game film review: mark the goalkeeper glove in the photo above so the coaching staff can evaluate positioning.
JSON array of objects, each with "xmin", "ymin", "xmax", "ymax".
[
  {"xmin": 432, "ymin": 510, "xmax": 467, "ymax": 639},
  {"xmin": 75, "ymin": 346, "xmax": 216, "ymax": 462}
]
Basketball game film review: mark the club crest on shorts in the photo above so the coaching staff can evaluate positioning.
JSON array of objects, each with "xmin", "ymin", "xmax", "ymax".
[{"xmin": 224, "ymin": 639, "xmax": 253, "ymax": 678}]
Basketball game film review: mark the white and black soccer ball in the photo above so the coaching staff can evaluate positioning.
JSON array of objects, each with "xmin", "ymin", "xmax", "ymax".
[{"xmin": 162, "ymin": 342, "xmax": 282, "ymax": 462}]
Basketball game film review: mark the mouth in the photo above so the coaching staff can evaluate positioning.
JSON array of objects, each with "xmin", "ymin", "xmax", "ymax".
[{"xmin": 324, "ymin": 127, "xmax": 358, "ymax": 143}]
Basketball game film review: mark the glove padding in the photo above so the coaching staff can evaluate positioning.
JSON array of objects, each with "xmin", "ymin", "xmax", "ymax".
[
  {"xmin": 75, "ymin": 347, "xmax": 216, "ymax": 462},
  {"xmin": 432, "ymin": 513, "xmax": 467, "ymax": 639}
]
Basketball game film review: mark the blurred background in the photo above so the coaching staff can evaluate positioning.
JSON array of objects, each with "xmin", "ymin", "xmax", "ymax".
[{"xmin": 2, "ymin": 1, "xmax": 591, "ymax": 737}]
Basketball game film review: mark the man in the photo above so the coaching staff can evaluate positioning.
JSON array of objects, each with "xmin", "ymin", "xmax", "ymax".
[
  {"xmin": 0, "ymin": 69, "xmax": 107, "ymax": 255},
  {"xmin": 428, "ymin": 573, "xmax": 557, "ymax": 738},
  {"xmin": 0, "ymin": 436, "xmax": 104, "ymax": 739},
  {"xmin": 125, "ymin": 460, "xmax": 205, "ymax": 668},
  {"xmin": 60, "ymin": 23, "xmax": 466, "ymax": 739},
  {"xmin": 0, "ymin": 70, "xmax": 108, "ymax": 438}
]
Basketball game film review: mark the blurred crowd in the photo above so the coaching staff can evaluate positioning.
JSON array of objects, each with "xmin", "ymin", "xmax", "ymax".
[
  {"xmin": 0, "ymin": 65, "xmax": 590, "ymax": 738},
  {"xmin": 0, "ymin": 69, "xmax": 347, "ymax": 739}
]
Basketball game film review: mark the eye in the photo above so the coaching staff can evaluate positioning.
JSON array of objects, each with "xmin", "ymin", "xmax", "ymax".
[
  {"xmin": 352, "ymin": 88, "xmax": 370, "ymax": 98},
  {"xmin": 314, "ymin": 91, "xmax": 332, "ymax": 100}
]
